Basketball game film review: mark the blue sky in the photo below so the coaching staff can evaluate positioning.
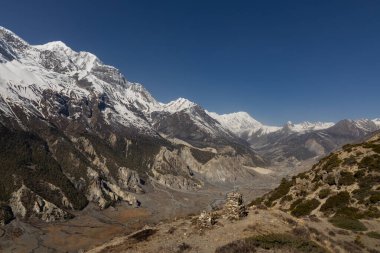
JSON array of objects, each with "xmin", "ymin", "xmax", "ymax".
[{"xmin": 1, "ymin": 0, "xmax": 379, "ymax": 125}]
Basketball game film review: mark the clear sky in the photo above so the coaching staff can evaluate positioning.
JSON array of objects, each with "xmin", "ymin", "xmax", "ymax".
[{"xmin": 1, "ymin": 0, "xmax": 379, "ymax": 125}]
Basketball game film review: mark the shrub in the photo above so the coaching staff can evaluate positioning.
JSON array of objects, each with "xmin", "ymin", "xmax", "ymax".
[
  {"xmin": 320, "ymin": 191, "xmax": 350, "ymax": 214},
  {"xmin": 190, "ymin": 148, "xmax": 215, "ymax": 164},
  {"xmin": 329, "ymin": 216, "xmax": 367, "ymax": 231},
  {"xmin": 249, "ymin": 197, "xmax": 264, "ymax": 206},
  {"xmin": 290, "ymin": 198, "xmax": 303, "ymax": 210},
  {"xmin": 215, "ymin": 233, "xmax": 327, "ymax": 253},
  {"xmin": 369, "ymin": 193, "xmax": 380, "ymax": 203},
  {"xmin": 363, "ymin": 143, "xmax": 380, "ymax": 154},
  {"xmin": 339, "ymin": 171, "xmax": 355, "ymax": 186},
  {"xmin": 325, "ymin": 174, "xmax": 336, "ymax": 186},
  {"xmin": 318, "ymin": 189, "xmax": 331, "ymax": 199},
  {"xmin": 367, "ymin": 231, "xmax": 380, "ymax": 239},
  {"xmin": 362, "ymin": 207, "xmax": 380, "ymax": 219},
  {"xmin": 281, "ymin": 194, "xmax": 293, "ymax": 203},
  {"xmin": 342, "ymin": 155, "xmax": 357, "ymax": 166},
  {"xmin": 354, "ymin": 169, "xmax": 365, "ymax": 179},
  {"xmin": 342, "ymin": 144, "xmax": 354, "ymax": 152},
  {"xmin": 291, "ymin": 199, "xmax": 321, "ymax": 217},
  {"xmin": 265, "ymin": 178, "xmax": 293, "ymax": 206},
  {"xmin": 359, "ymin": 155, "xmax": 380, "ymax": 172},
  {"xmin": 322, "ymin": 154, "xmax": 342, "ymax": 172},
  {"xmin": 335, "ymin": 207, "xmax": 362, "ymax": 219}
]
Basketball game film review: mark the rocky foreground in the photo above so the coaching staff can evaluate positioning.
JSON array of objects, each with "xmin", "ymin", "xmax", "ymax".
[{"xmin": 85, "ymin": 193, "xmax": 379, "ymax": 253}]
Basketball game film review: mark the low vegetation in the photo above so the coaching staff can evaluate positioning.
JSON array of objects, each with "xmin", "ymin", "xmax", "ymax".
[
  {"xmin": 290, "ymin": 199, "xmax": 320, "ymax": 217},
  {"xmin": 215, "ymin": 233, "xmax": 327, "ymax": 253},
  {"xmin": 0, "ymin": 125, "xmax": 88, "ymax": 210},
  {"xmin": 264, "ymin": 178, "xmax": 293, "ymax": 206},
  {"xmin": 321, "ymin": 154, "xmax": 342, "ymax": 172},
  {"xmin": 318, "ymin": 188, "xmax": 331, "ymax": 199},
  {"xmin": 366, "ymin": 231, "xmax": 380, "ymax": 239},
  {"xmin": 190, "ymin": 148, "xmax": 216, "ymax": 164},
  {"xmin": 320, "ymin": 191, "xmax": 350, "ymax": 214},
  {"xmin": 329, "ymin": 215, "xmax": 367, "ymax": 231}
]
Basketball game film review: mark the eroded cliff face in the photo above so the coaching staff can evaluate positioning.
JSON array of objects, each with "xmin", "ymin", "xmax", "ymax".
[{"xmin": 9, "ymin": 185, "xmax": 73, "ymax": 222}]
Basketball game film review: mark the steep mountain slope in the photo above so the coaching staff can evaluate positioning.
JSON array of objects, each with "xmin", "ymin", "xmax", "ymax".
[
  {"xmin": 0, "ymin": 26, "xmax": 263, "ymax": 223},
  {"xmin": 85, "ymin": 133, "xmax": 380, "ymax": 253},
  {"xmin": 253, "ymin": 132, "xmax": 380, "ymax": 232}
]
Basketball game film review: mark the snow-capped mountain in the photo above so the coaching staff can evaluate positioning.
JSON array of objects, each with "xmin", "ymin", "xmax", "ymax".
[
  {"xmin": 0, "ymin": 26, "xmax": 265, "ymax": 223},
  {"xmin": 206, "ymin": 111, "xmax": 280, "ymax": 137},
  {"xmin": 208, "ymin": 111, "xmax": 379, "ymax": 137},
  {"xmin": 207, "ymin": 110, "xmax": 380, "ymax": 166},
  {"xmin": 282, "ymin": 121, "xmax": 335, "ymax": 132},
  {"xmin": 0, "ymin": 26, "xmax": 378, "ymax": 224},
  {"xmin": 374, "ymin": 118, "xmax": 380, "ymax": 127}
]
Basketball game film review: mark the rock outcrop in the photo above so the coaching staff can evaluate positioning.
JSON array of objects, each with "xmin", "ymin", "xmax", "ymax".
[
  {"xmin": 9, "ymin": 185, "xmax": 74, "ymax": 222},
  {"xmin": 196, "ymin": 211, "xmax": 216, "ymax": 228}
]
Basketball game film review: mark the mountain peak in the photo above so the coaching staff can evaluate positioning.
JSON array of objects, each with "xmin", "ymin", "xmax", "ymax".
[
  {"xmin": 163, "ymin": 97, "xmax": 197, "ymax": 112},
  {"xmin": 37, "ymin": 40, "xmax": 69, "ymax": 50}
]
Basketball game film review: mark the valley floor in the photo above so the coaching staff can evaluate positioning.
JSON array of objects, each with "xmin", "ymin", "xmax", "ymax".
[
  {"xmin": 0, "ymin": 162, "xmax": 319, "ymax": 253},
  {"xmin": 0, "ymin": 166, "xmax": 287, "ymax": 253}
]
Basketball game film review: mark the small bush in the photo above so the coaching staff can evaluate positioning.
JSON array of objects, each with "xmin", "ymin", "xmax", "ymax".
[
  {"xmin": 290, "ymin": 198, "xmax": 303, "ymax": 210},
  {"xmin": 265, "ymin": 178, "xmax": 293, "ymax": 206},
  {"xmin": 320, "ymin": 191, "xmax": 350, "ymax": 214},
  {"xmin": 362, "ymin": 207, "xmax": 380, "ymax": 219},
  {"xmin": 367, "ymin": 231, "xmax": 380, "ymax": 239},
  {"xmin": 249, "ymin": 197, "xmax": 264, "ymax": 206},
  {"xmin": 215, "ymin": 233, "xmax": 327, "ymax": 253},
  {"xmin": 354, "ymin": 169, "xmax": 365, "ymax": 179},
  {"xmin": 329, "ymin": 216, "xmax": 367, "ymax": 231},
  {"xmin": 281, "ymin": 194, "xmax": 293, "ymax": 203},
  {"xmin": 335, "ymin": 207, "xmax": 362, "ymax": 219},
  {"xmin": 369, "ymin": 193, "xmax": 380, "ymax": 203},
  {"xmin": 325, "ymin": 174, "xmax": 336, "ymax": 186},
  {"xmin": 342, "ymin": 155, "xmax": 357, "ymax": 166},
  {"xmin": 359, "ymin": 155, "xmax": 380, "ymax": 172},
  {"xmin": 322, "ymin": 154, "xmax": 342, "ymax": 172},
  {"xmin": 291, "ymin": 199, "xmax": 321, "ymax": 217},
  {"xmin": 339, "ymin": 171, "xmax": 355, "ymax": 185},
  {"xmin": 363, "ymin": 143, "xmax": 380, "ymax": 154},
  {"xmin": 190, "ymin": 148, "xmax": 215, "ymax": 164},
  {"xmin": 342, "ymin": 144, "xmax": 353, "ymax": 152},
  {"xmin": 318, "ymin": 188, "xmax": 331, "ymax": 199}
]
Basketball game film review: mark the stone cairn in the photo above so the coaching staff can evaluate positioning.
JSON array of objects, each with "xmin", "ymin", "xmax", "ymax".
[
  {"xmin": 223, "ymin": 192, "xmax": 248, "ymax": 220},
  {"xmin": 196, "ymin": 210, "xmax": 216, "ymax": 228},
  {"xmin": 195, "ymin": 192, "xmax": 247, "ymax": 229}
]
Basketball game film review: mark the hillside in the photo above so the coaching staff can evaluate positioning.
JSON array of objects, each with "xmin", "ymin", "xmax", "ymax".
[
  {"xmin": 83, "ymin": 133, "xmax": 380, "ymax": 253},
  {"xmin": 253, "ymin": 132, "xmax": 380, "ymax": 223}
]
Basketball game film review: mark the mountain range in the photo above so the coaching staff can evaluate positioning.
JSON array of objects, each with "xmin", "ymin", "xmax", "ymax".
[{"xmin": 0, "ymin": 26, "xmax": 379, "ymax": 223}]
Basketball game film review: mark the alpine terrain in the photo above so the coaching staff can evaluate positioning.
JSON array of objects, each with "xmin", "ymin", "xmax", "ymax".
[{"xmin": 0, "ymin": 26, "xmax": 379, "ymax": 252}]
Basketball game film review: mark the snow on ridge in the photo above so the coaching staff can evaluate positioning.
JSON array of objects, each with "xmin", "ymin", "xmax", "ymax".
[
  {"xmin": 285, "ymin": 121, "xmax": 335, "ymax": 132},
  {"xmin": 34, "ymin": 41, "xmax": 100, "ymax": 73},
  {"xmin": 162, "ymin": 97, "xmax": 197, "ymax": 113},
  {"xmin": 207, "ymin": 111, "xmax": 280, "ymax": 137},
  {"xmin": 373, "ymin": 118, "xmax": 380, "ymax": 127}
]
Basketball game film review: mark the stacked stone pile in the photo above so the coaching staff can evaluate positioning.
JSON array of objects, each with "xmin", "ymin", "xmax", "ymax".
[
  {"xmin": 197, "ymin": 210, "xmax": 216, "ymax": 228},
  {"xmin": 223, "ymin": 192, "xmax": 248, "ymax": 220}
]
